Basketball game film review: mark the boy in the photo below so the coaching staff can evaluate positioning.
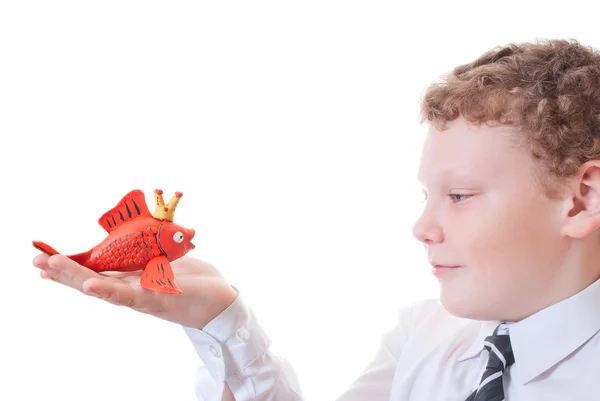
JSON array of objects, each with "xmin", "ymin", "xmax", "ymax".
[{"xmin": 33, "ymin": 38, "xmax": 600, "ymax": 400}]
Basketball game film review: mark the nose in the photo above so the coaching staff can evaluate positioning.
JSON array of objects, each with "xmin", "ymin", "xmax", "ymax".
[{"xmin": 412, "ymin": 208, "xmax": 444, "ymax": 244}]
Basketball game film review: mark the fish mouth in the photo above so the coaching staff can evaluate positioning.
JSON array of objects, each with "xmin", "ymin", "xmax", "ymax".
[{"xmin": 188, "ymin": 229, "xmax": 196, "ymax": 251}]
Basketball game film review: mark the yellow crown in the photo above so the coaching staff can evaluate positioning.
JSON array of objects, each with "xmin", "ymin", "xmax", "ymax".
[{"xmin": 153, "ymin": 189, "xmax": 183, "ymax": 222}]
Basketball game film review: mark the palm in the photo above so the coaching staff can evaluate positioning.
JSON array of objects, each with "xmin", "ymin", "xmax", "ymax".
[{"xmin": 34, "ymin": 254, "xmax": 237, "ymax": 329}]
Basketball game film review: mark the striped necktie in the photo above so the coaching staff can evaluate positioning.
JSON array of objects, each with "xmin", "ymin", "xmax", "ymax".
[{"xmin": 465, "ymin": 329, "xmax": 515, "ymax": 401}]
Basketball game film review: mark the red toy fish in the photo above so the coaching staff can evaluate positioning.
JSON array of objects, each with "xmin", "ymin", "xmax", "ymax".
[{"xmin": 32, "ymin": 189, "xmax": 196, "ymax": 295}]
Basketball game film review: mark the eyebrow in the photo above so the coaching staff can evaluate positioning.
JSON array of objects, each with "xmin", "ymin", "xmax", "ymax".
[{"xmin": 417, "ymin": 169, "xmax": 483, "ymax": 187}]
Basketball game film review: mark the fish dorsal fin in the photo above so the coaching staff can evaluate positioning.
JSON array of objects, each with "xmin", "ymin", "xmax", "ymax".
[{"xmin": 98, "ymin": 189, "xmax": 153, "ymax": 233}]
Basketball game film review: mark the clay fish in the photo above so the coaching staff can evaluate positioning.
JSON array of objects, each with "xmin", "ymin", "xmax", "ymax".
[{"xmin": 33, "ymin": 189, "xmax": 196, "ymax": 295}]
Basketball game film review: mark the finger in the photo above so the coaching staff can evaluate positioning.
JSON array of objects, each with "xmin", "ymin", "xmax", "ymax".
[
  {"xmin": 33, "ymin": 253, "xmax": 51, "ymax": 269},
  {"xmin": 46, "ymin": 254, "xmax": 107, "ymax": 292},
  {"xmin": 82, "ymin": 277, "xmax": 136, "ymax": 308},
  {"xmin": 100, "ymin": 270, "xmax": 141, "ymax": 279},
  {"xmin": 40, "ymin": 269, "xmax": 51, "ymax": 279}
]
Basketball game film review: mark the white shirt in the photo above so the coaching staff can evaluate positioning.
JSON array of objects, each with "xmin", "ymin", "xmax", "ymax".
[{"xmin": 181, "ymin": 277, "xmax": 600, "ymax": 400}]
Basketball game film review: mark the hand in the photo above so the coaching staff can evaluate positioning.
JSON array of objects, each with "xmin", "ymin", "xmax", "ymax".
[{"xmin": 32, "ymin": 253, "xmax": 239, "ymax": 329}]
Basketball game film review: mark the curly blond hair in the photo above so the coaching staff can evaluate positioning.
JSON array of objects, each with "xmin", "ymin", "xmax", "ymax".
[{"xmin": 420, "ymin": 39, "xmax": 600, "ymax": 195}]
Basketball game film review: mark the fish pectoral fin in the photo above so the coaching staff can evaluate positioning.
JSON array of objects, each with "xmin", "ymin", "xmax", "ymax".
[{"xmin": 140, "ymin": 256, "xmax": 183, "ymax": 295}]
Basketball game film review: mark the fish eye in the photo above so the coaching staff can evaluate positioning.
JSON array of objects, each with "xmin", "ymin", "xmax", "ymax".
[{"xmin": 173, "ymin": 232, "xmax": 184, "ymax": 243}]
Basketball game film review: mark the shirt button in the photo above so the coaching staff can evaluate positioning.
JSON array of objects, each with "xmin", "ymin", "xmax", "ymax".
[
  {"xmin": 209, "ymin": 345, "xmax": 221, "ymax": 358},
  {"xmin": 236, "ymin": 328, "xmax": 250, "ymax": 341}
]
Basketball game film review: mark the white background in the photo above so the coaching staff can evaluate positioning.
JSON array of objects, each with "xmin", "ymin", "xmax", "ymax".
[{"xmin": 1, "ymin": 1, "xmax": 598, "ymax": 400}]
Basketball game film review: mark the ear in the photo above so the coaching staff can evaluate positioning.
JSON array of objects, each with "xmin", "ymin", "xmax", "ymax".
[{"xmin": 561, "ymin": 161, "xmax": 600, "ymax": 239}]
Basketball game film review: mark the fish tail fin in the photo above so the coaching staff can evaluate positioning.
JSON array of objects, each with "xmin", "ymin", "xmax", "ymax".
[
  {"xmin": 33, "ymin": 241, "xmax": 59, "ymax": 256},
  {"xmin": 32, "ymin": 241, "xmax": 93, "ymax": 265}
]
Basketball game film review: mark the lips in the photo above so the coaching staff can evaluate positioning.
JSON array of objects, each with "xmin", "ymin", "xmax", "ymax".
[
  {"xmin": 431, "ymin": 264, "xmax": 461, "ymax": 276},
  {"xmin": 430, "ymin": 260, "xmax": 460, "ymax": 268}
]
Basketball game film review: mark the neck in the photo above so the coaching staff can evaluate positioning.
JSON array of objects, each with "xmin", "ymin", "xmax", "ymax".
[{"xmin": 514, "ymin": 237, "xmax": 600, "ymax": 321}]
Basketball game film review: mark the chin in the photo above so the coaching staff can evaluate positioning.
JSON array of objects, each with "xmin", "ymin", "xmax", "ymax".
[{"xmin": 439, "ymin": 288, "xmax": 491, "ymax": 320}]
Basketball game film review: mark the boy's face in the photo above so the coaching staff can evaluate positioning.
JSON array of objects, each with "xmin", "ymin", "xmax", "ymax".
[{"xmin": 413, "ymin": 118, "xmax": 571, "ymax": 321}]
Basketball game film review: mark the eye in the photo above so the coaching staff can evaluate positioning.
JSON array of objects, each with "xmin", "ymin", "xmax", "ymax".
[
  {"xmin": 173, "ymin": 232, "xmax": 184, "ymax": 243},
  {"xmin": 449, "ymin": 194, "xmax": 471, "ymax": 202}
]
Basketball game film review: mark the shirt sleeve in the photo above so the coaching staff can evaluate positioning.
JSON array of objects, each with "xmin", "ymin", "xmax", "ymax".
[
  {"xmin": 181, "ymin": 287, "xmax": 304, "ymax": 401},
  {"xmin": 182, "ymin": 287, "xmax": 416, "ymax": 401}
]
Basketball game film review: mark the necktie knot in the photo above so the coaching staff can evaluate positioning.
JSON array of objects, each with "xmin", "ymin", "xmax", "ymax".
[
  {"xmin": 465, "ymin": 329, "xmax": 516, "ymax": 401},
  {"xmin": 483, "ymin": 334, "xmax": 515, "ymax": 371}
]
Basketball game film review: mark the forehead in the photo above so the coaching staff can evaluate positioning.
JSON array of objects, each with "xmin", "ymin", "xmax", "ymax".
[{"xmin": 417, "ymin": 119, "xmax": 530, "ymax": 184}]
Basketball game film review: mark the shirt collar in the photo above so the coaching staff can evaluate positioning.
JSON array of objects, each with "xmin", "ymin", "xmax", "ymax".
[
  {"xmin": 458, "ymin": 277, "xmax": 600, "ymax": 385},
  {"xmin": 457, "ymin": 319, "xmax": 502, "ymax": 362}
]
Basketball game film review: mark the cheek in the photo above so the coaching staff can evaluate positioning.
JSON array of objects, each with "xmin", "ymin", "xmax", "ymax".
[{"xmin": 448, "ymin": 198, "xmax": 560, "ymax": 271}]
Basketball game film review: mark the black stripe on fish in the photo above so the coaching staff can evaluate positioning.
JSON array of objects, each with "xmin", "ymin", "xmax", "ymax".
[
  {"xmin": 160, "ymin": 264, "xmax": 165, "ymax": 277},
  {"xmin": 112, "ymin": 215, "xmax": 116, "ymax": 226},
  {"xmin": 156, "ymin": 224, "xmax": 168, "ymax": 259},
  {"xmin": 125, "ymin": 202, "xmax": 132, "ymax": 218},
  {"xmin": 119, "ymin": 210, "xmax": 124, "ymax": 221},
  {"xmin": 168, "ymin": 278, "xmax": 175, "ymax": 288},
  {"xmin": 106, "ymin": 218, "xmax": 112, "ymax": 229},
  {"xmin": 132, "ymin": 198, "xmax": 141, "ymax": 215}
]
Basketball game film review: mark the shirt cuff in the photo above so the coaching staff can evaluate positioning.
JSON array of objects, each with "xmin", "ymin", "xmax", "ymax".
[{"xmin": 181, "ymin": 286, "xmax": 271, "ymax": 383}]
